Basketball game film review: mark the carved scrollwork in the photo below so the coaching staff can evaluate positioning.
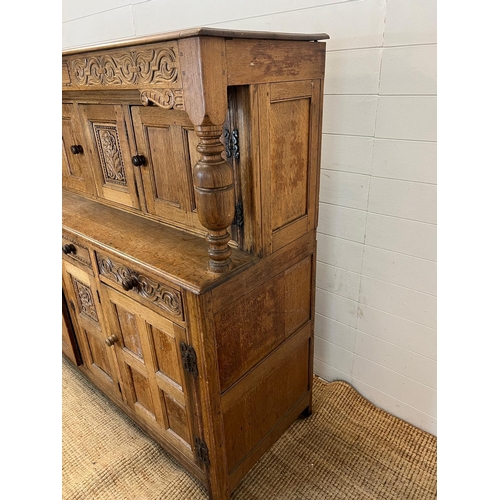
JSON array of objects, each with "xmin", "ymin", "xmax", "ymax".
[
  {"xmin": 97, "ymin": 254, "xmax": 183, "ymax": 318},
  {"xmin": 139, "ymin": 88, "xmax": 184, "ymax": 110},
  {"xmin": 70, "ymin": 46, "xmax": 179, "ymax": 87}
]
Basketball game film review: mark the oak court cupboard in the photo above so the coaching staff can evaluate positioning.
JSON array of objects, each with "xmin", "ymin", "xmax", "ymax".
[{"xmin": 62, "ymin": 27, "xmax": 329, "ymax": 499}]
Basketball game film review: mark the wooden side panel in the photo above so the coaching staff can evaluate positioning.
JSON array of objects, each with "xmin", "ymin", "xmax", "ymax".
[
  {"xmin": 258, "ymin": 80, "xmax": 323, "ymax": 254},
  {"xmin": 222, "ymin": 331, "xmax": 311, "ymax": 474},
  {"xmin": 100, "ymin": 285, "xmax": 196, "ymax": 459},
  {"xmin": 214, "ymin": 255, "xmax": 312, "ymax": 392},
  {"xmin": 78, "ymin": 104, "xmax": 140, "ymax": 210}
]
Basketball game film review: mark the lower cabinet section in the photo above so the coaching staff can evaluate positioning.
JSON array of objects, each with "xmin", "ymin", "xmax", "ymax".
[{"xmin": 62, "ymin": 231, "xmax": 315, "ymax": 499}]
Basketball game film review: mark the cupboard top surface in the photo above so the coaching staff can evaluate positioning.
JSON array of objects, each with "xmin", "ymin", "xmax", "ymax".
[
  {"xmin": 62, "ymin": 27, "xmax": 329, "ymax": 55},
  {"xmin": 62, "ymin": 190, "xmax": 258, "ymax": 294}
]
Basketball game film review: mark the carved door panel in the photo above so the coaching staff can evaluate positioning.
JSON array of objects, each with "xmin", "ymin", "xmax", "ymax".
[
  {"xmin": 62, "ymin": 102, "xmax": 95, "ymax": 195},
  {"xmin": 62, "ymin": 260, "xmax": 122, "ymax": 399},
  {"xmin": 78, "ymin": 104, "xmax": 140, "ymax": 210},
  {"xmin": 130, "ymin": 106, "xmax": 206, "ymax": 232},
  {"xmin": 100, "ymin": 284, "xmax": 196, "ymax": 457}
]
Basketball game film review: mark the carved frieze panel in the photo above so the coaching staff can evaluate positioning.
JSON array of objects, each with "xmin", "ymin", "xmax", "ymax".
[
  {"xmin": 93, "ymin": 124, "xmax": 127, "ymax": 186},
  {"xmin": 97, "ymin": 253, "xmax": 183, "ymax": 319},
  {"xmin": 67, "ymin": 44, "xmax": 180, "ymax": 89},
  {"xmin": 73, "ymin": 278, "xmax": 99, "ymax": 324}
]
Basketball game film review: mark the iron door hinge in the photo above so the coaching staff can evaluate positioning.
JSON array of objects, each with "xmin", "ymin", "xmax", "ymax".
[
  {"xmin": 195, "ymin": 436, "xmax": 210, "ymax": 467},
  {"xmin": 233, "ymin": 201, "xmax": 244, "ymax": 227},
  {"xmin": 224, "ymin": 128, "xmax": 240, "ymax": 160},
  {"xmin": 180, "ymin": 342, "xmax": 199, "ymax": 378}
]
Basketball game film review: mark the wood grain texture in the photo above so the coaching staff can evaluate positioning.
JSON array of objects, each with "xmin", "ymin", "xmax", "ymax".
[
  {"xmin": 226, "ymin": 39, "xmax": 327, "ymax": 85},
  {"xmin": 223, "ymin": 334, "xmax": 310, "ymax": 473},
  {"xmin": 257, "ymin": 80, "xmax": 323, "ymax": 254},
  {"xmin": 214, "ymin": 255, "xmax": 312, "ymax": 392}
]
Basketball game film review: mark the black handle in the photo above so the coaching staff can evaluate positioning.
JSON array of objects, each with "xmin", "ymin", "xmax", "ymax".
[
  {"xmin": 62, "ymin": 243, "xmax": 77, "ymax": 255},
  {"xmin": 122, "ymin": 276, "xmax": 139, "ymax": 291},
  {"xmin": 70, "ymin": 145, "xmax": 83, "ymax": 155},
  {"xmin": 132, "ymin": 155, "xmax": 146, "ymax": 167}
]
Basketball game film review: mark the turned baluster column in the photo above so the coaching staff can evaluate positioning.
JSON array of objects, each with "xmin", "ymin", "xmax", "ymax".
[
  {"xmin": 179, "ymin": 36, "xmax": 235, "ymax": 273},
  {"xmin": 193, "ymin": 125, "xmax": 235, "ymax": 273}
]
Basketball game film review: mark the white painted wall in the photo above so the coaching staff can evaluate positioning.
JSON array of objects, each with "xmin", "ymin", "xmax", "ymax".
[{"xmin": 63, "ymin": 0, "xmax": 437, "ymax": 435}]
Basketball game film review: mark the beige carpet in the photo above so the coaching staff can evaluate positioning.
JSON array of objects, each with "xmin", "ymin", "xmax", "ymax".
[{"xmin": 62, "ymin": 356, "xmax": 437, "ymax": 499}]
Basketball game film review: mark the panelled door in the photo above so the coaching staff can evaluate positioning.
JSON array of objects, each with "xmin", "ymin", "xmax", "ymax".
[
  {"xmin": 62, "ymin": 102, "xmax": 95, "ymax": 195},
  {"xmin": 100, "ymin": 284, "xmax": 196, "ymax": 461},
  {"xmin": 62, "ymin": 260, "xmax": 122, "ymax": 399},
  {"xmin": 130, "ymin": 106, "xmax": 205, "ymax": 232},
  {"xmin": 78, "ymin": 104, "xmax": 140, "ymax": 210}
]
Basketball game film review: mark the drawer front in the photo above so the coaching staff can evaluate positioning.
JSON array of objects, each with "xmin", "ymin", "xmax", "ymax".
[
  {"xmin": 96, "ymin": 252, "xmax": 184, "ymax": 322},
  {"xmin": 62, "ymin": 234, "xmax": 92, "ymax": 268}
]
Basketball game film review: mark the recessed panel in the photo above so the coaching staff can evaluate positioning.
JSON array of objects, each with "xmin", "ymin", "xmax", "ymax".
[
  {"xmin": 152, "ymin": 326, "xmax": 182, "ymax": 386},
  {"xmin": 85, "ymin": 330, "xmax": 113, "ymax": 380},
  {"xmin": 145, "ymin": 126, "xmax": 180, "ymax": 206},
  {"xmin": 115, "ymin": 304, "xmax": 143, "ymax": 359},
  {"xmin": 163, "ymin": 392, "xmax": 190, "ymax": 444},
  {"xmin": 129, "ymin": 367, "xmax": 155, "ymax": 416},
  {"xmin": 270, "ymin": 98, "xmax": 310, "ymax": 230}
]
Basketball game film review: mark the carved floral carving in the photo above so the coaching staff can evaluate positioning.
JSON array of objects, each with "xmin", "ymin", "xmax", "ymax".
[
  {"xmin": 70, "ymin": 47, "xmax": 179, "ymax": 87},
  {"xmin": 97, "ymin": 254, "xmax": 183, "ymax": 318},
  {"xmin": 93, "ymin": 124, "xmax": 127, "ymax": 186}
]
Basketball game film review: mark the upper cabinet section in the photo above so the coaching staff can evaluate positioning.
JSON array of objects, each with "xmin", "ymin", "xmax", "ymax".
[{"xmin": 62, "ymin": 28, "xmax": 329, "ymax": 271}]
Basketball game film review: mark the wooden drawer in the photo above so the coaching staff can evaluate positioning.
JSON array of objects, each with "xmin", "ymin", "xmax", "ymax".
[
  {"xmin": 95, "ymin": 251, "xmax": 184, "ymax": 323},
  {"xmin": 62, "ymin": 234, "xmax": 92, "ymax": 269}
]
